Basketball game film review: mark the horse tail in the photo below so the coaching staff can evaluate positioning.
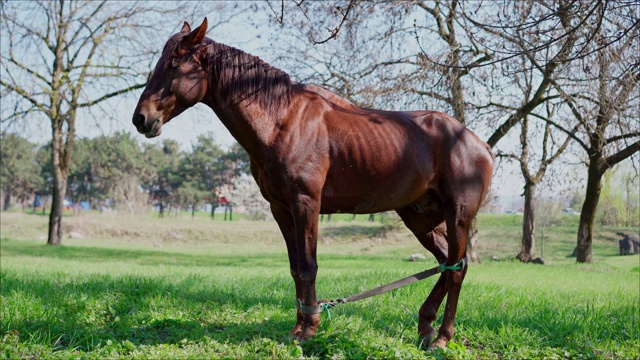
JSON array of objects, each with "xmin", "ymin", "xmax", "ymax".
[
  {"xmin": 478, "ymin": 142, "xmax": 495, "ymax": 207},
  {"xmin": 485, "ymin": 142, "xmax": 496, "ymax": 162}
]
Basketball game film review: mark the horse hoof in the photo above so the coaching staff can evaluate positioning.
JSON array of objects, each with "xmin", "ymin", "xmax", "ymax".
[
  {"xmin": 418, "ymin": 330, "xmax": 437, "ymax": 349},
  {"xmin": 295, "ymin": 332, "xmax": 313, "ymax": 344},
  {"xmin": 429, "ymin": 337, "xmax": 448, "ymax": 349},
  {"xmin": 288, "ymin": 322, "xmax": 303, "ymax": 340},
  {"xmin": 296, "ymin": 323, "xmax": 319, "ymax": 342},
  {"xmin": 289, "ymin": 326, "xmax": 302, "ymax": 339}
]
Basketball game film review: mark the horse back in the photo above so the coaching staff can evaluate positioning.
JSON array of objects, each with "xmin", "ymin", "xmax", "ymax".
[{"xmin": 287, "ymin": 87, "xmax": 492, "ymax": 213}]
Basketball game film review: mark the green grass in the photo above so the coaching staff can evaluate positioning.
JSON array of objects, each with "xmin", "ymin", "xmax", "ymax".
[{"xmin": 1, "ymin": 212, "xmax": 638, "ymax": 359}]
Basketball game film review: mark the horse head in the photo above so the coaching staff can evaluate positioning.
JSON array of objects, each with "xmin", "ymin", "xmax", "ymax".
[{"xmin": 132, "ymin": 18, "xmax": 209, "ymax": 138}]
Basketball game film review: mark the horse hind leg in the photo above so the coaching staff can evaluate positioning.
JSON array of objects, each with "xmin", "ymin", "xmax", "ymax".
[
  {"xmin": 416, "ymin": 224, "xmax": 449, "ymax": 347},
  {"xmin": 429, "ymin": 202, "xmax": 474, "ymax": 348},
  {"xmin": 396, "ymin": 201, "xmax": 448, "ymax": 347}
]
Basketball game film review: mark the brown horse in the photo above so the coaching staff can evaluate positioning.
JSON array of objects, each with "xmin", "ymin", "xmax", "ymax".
[{"xmin": 133, "ymin": 18, "xmax": 493, "ymax": 348}]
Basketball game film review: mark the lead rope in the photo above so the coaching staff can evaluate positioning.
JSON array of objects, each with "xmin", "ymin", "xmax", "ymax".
[{"xmin": 299, "ymin": 257, "xmax": 468, "ymax": 318}]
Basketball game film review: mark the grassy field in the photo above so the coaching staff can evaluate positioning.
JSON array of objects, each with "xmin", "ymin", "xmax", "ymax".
[{"xmin": 1, "ymin": 211, "xmax": 638, "ymax": 359}]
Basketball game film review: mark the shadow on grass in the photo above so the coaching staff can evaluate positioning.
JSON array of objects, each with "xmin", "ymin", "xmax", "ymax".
[
  {"xmin": 0, "ymin": 238, "xmax": 395, "ymax": 267},
  {"xmin": 0, "ymin": 238, "xmax": 288, "ymax": 268},
  {"xmin": 320, "ymin": 223, "xmax": 401, "ymax": 241},
  {"xmin": 320, "ymin": 224, "xmax": 383, "ymax": 238}
]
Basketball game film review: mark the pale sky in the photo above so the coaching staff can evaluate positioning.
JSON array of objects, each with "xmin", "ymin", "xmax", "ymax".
[{"xmin": 5, "ymin": 5, "xmax": 589, "ymax": 206}]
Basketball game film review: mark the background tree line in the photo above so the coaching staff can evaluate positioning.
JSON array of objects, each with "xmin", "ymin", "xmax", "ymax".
[
  {"xmin": 2, "ymin": 130, "xmax": 636, "ymax": 225},
  {"xmin": 0, "ymin": 132, "xmax": 250, "ymax": 218},
  {"xmin": 1, "ymin": 0, "xmax": 638, "ymax": 263}
]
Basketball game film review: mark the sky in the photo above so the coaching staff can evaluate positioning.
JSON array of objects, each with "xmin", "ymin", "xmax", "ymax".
[{"xmin": 2, "ymin": 3, "xmax": 592, "ymax": 208}]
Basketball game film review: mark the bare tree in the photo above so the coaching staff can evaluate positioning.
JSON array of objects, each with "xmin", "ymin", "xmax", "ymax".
[
  {"xmin": 456, "ymin": 0, "xmax": 633, "ymax": 263},
  {"xmin": 412, "ymin": 0, "xmax": 494, "ymax": 263},
  {"xmin": 500, "ymin": 108, "xmax": 574, "ymax": 262},
  {"xmin": 549, "ymin": 17, "xmax": 639, "ymax": 262},
  {"xmin": 265, "ymin": 0, "xmax": 637, "ymax": 264},
  {"xmin": 458, "ymin": 0, "xmax": 586, "ymax": 148},
  {"xmin": 265, "ymin": 0, "xmax": 357, "ymax": 45},
  {"xmin": 0, "ymin": 1, "xmax": 218, "ymax": 245}
]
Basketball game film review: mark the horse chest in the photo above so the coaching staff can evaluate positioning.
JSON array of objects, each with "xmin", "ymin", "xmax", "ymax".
[{"xmin": 251, "ymin": 158, "xmax": 324, "ymax": 207}]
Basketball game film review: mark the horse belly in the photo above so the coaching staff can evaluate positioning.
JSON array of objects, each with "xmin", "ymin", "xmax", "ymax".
[
  {"xmin": 319, "ymin": 109, "xmax": 437, "ymax": 214},
  {"xmin": 320, "ymin": 152, "xmax": 433, "ymax": 214},
  {"xmin": 320, "ymin": 175, "xmax": 427, "ymax": 214}
]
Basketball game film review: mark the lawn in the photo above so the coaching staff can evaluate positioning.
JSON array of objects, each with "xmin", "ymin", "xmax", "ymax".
[{"xmin": 1, "ymin": 211, "xmax": 638, "ymax": 359}]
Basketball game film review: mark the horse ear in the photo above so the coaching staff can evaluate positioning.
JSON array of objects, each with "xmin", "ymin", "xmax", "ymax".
[
  {"xmin": 180, "ymin": 17, "xmax": 208, "ymax": 52},
  {"xmin": 181, "ymin": 21, "xmax": 191, "ymax": 33}
]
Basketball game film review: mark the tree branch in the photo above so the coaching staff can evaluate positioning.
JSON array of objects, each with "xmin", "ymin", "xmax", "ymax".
[
  {"xmin": 76, "ymin": 83, "xmax": 146, "ymax": 108},
  {"xmin": 603, "ymin": 141, "xmax": 640, "ymax": 170},
  {"xmin": 0, "ymin": 80, "xmax": 47, "ymax": 113},
  {"xmin": 606, "ymin": 132, "xmax": 640, "ymax": 144},
  {"xmin": 311, "ymin": 0, "xmax": 356, "ymax": 45}
]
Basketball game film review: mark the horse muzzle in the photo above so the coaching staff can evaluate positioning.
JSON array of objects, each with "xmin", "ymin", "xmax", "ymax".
[{"xmin": 132, "ymin": 112, "xmax": 163, "ymax": 138}]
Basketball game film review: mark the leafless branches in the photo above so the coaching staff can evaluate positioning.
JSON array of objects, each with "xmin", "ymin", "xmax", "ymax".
[{"xmin": 266, "ymin": 0, "xmax": 357, "ymax": 44}]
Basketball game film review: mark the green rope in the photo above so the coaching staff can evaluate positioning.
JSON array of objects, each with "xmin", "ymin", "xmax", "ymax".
[
  {"xmin": 320, "ymin": 303, "xmax": 334, "ymax": 320},
  {"xmin": 439, "ymin": 258, "xmax": 466, "ymax": 272}
]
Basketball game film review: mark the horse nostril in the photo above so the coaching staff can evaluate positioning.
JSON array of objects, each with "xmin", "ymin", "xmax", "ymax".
[{"xmin": 133, "ymin": 113, "xmax": 145, "ymax": 127}]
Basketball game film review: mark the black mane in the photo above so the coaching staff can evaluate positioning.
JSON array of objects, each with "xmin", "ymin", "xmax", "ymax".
[{"xmin": 203, "ymin": 41, "xmax": 292, "ymax": 114}]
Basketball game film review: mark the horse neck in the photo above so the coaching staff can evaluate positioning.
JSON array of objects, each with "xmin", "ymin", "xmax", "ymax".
[
  {"xmin": 198, "ymin": 41, "xmax": 291, "ymax": 160},
  {"xmin": 201, "ymin": 95, "xmax": 278, "ymax": 159}
]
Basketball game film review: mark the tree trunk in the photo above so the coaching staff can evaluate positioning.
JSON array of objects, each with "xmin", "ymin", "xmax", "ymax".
[
  {"xmin": 210, "ymin": 202, "xmax": 215, "ymax": 219},
  {"xmin": 517, "ymin": 182, "xmax": 536, "ymax": 262},
  {"xmin": 48, "ymin": 170, "xmax": 68, "ymax": 245},
  {"xmin": 540, "ymin": 226, "xmax": 545, "ymax": 259},
  {"xmin": 3, "ymin": 192, "xmax": 10, "ymax": 212},
  {"xmin": 159, "ymin": 197, "xmax": 164, "ymax": 218},
  {"xmin": 47, "ymin": 182, "xmax": 66, "ymax": 245},
  {"xmin": 576, "ymin": 162, "xmax": 604, "ymax": 263},
  {"xmin": 47, "ymin": 125, "xmax": 70, "ymax": 246}
]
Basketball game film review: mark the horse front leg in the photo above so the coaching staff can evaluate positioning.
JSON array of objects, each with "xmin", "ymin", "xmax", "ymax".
[
  {"xmin": 291, "ymin": 195, "xmax": 321, "ymax": 341},
  {"xmin": 270, "ymin": 204, "xmax": 304, "ymax": 337}
]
